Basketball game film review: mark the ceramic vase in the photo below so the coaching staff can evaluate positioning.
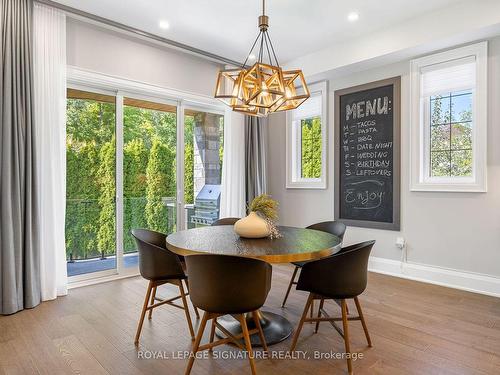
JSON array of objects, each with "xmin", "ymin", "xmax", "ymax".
[{"xmin": 234, "ymin": 211, "xmax": 270, "ymax": 238}]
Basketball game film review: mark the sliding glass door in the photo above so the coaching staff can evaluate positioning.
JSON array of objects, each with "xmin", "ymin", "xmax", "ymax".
[
  {"xmin": 66, "ymin": 89, "xmax": 117, "ymax": 278},
  {"xmin": 65, "ymin": 85, "xmax": 225, "ymax": 282},
  {"xmin": 122, "ymin": 97, "xmax": 177, "ymax": 270}
]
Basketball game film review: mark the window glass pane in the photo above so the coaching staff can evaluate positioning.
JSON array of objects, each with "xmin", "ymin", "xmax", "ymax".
[
  {"xmin": 430, "ymin": 124, "xmax": 450, "ymax": 151},
  {"xmin": 451, "ymin": 122, "xmax": 472, "ymax": 150},
  {"xmin": 123, "ymin": 98, "xmax": 177, "ymax": 268},
  {"xmin": 184, "ymin": 110, "xmax": 224, "ymax": 228},
  {"xmin": 431, "ymin": 151, "xmax": 451, "ymax": 177},
  {"xmin": 300, "ymin": 116, "xmax": 322, "ymax": 178},
  {"xmin": 451, "ymin": 150, "xmax": 473, "ymax": 177},
  {"xmin": 66, "ymin": 89, "xmax": 116, "ymax": 277},
  {"xmin": 429, "ymin": 90, "xmax": 473, "ymax": 179},
  {"xmin": 430, "ymin": 95, "xmax": 451, "ymax": 125},
  {"xmin": 451, "ymin": 92, "xmax": 472, "ymax": 122}
]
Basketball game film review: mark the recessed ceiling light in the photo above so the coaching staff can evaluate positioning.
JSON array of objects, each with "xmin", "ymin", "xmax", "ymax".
[
  {"xmin": 159, "ymin": 20, "xmax": 170, "ymax": 30},
  {"xmin": 347, "ymin": 12, "xmax": 359, "ymax": 22}
]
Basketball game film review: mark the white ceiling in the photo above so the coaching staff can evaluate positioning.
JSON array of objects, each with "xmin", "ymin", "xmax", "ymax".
[{"xmin": 54, "ymin": 0, "xmax": 464, "ymax": 64}]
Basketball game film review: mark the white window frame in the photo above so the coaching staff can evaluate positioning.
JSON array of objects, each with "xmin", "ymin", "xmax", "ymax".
[
  {"xmin": 410, "ymin": 42, "xmax": 488, "ymax": 192},
  {"xmin": 286, "ymin": 80, "xmax": 328, "ymax": 189}
]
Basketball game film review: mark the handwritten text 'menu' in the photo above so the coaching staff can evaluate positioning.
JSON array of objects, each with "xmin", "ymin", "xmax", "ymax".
[{"xmin": 346, "ymin": 96, "xmax": 389, "ymax": 121}]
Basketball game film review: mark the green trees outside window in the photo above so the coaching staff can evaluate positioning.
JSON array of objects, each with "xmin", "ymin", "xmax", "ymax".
[
  {"xmin": 301, "ymin": 116, "xmax": 322, "ymax": 179},
  {"xmin": 66, "ymin": 95, "xmax": 116, "ymax": 262},
  {"xmin": 430, "ymin": 91, "xmax": 473, "ymax": 177},
  {"xmin": 123, "ymin": 102, "xmax": 177, "ymax": 254}
]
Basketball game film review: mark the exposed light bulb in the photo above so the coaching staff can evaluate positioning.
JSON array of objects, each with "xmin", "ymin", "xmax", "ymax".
[{"xmin": 261, "ymin": 82, "xmax": 269, "ymax": 96}]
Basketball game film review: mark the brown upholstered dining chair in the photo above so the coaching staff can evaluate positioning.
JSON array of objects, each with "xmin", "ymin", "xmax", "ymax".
[
  {"xmin": 289, "ymin": 240, "xmax": 375, "ymax": 374},
  {"xmin": 131, "ymin": 229, "xmax": 199, "ymax": 345},
  {"xmin": 281, "ymin": 221, "xmax": 347, "ymax": 308},
  {"xmin": 184, "ymin": 254, "xmax": 272, "ymax": 375},
  {"xmin": 211, "ymin": 217, "xmax": 240, "ymax": 226}
]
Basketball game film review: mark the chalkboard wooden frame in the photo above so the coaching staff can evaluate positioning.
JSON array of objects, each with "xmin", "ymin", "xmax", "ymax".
[{"xmin": 334, "ymin": 76, "xmax": 401, "ymax": 231}]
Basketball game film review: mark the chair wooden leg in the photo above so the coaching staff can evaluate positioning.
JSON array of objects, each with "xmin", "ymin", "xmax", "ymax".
[
  {"xmin": 185, "ymin": 312, "xmax": 209, "ymax": 375},
  {"xmin": 238, "ymin": 314, "xmax": 256, "ymax": 375},
  {"xmin": 185, "ymin": 279, "xmax": 200, "ymax": 319},
  {"xmin": 341, "ymin": 299, "xmax": 353, "ymax": 375},
  {"xmin": 335, "ymin": 299, "xmax": 349, "ymax": 314},
  {"xmin": 282, "ymin": 266, "xmax": 299, "ymax": 307},
  {"xmin": 178, "ymin": 280, "xmax": 196, "ymax": 340},
  {"xmin": 135, "ymin": 280, "xmax": 153, "ymax": 345},
  {"xmin": 209, "ymin": 317, "xmax": 217, "ymax": 351},
  {"xmin": 148, "ymin": 286, "xmax": 157, "ymax": 320},
  {"xmin": 354, "ymin": 296, "xmax": 372, "ymax": 347},
  {"xmin": 252, "ymin": 310, "xmax": 268, "ymax": 352},
  {"xmin": 314, "ymin": 298, "xmax": 325, "ymax": 333},
  {"xmin": 290, "ymin": 293, "xmax": 313, "ymax": 352}
]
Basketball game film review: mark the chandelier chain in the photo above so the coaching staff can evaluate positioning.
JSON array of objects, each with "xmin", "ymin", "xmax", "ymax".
[
  {"xmin": 265, "ymin": 31, "xmax": 279, "ymax": 66},
  {"xmin": 242, "ymin": 31, "xmax": 261, "ymax": 67},
  {"xmin": 263, "ymin": 31, "xmax": 272, "ymax": 65},
  {"xmin": 259, "ymin": 31, "xmax": 264, "ymax": 62}
]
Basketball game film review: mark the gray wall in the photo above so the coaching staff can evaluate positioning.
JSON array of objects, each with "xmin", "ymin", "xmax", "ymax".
[
  {"xmin": 268, "ymin": 37, "xmax": 500, "ymax": 278},
  {"xmin": 66, "ymin": 18, "xmax": 222, "ymax": 96}
]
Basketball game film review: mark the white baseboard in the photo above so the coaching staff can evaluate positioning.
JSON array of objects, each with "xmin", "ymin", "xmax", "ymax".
[{"xmin": 368, "ymin": 256, "xmax": 500, "ymax": 298}]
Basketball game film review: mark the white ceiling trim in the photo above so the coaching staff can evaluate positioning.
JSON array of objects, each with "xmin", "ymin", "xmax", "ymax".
[
  {"xmin": 37, "ymin": 0, "xmax": 240, "ymax": 66},
  {"xmin": 50, "ymin": 0, "xmax": 465, "ymax": 64},
  {"xmin": 287, "ymin": 0, "xmax": 500, "ymax": 79}
]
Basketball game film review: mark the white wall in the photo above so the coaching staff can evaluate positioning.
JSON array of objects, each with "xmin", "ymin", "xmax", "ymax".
[
  {"xmin": 268, "ymin": 36, "xmax": 500, "ymax": 280},
  {"xmin": 66, "ymin": 18, "xmax": 222, "ymax": 96}
]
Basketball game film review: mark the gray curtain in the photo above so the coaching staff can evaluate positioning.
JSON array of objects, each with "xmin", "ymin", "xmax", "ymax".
[
  {"xmin": 1, "ymin": 0, "xmax": 40, "ymax": 315},
  {"xmin": 245, "ymin": 116, "xmax": 268, "ymax": 204}
]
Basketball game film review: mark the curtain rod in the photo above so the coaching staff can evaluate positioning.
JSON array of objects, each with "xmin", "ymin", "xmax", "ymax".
[{"xmin": 35, "ymin": 0, "xmax": 242, "ymax": 67}]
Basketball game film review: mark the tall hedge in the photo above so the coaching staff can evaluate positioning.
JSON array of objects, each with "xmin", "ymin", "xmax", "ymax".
[
  {"xmin": 145, "ymin": 137, "xmax": 175, "ymax": 233},
  {"xmin": 97, "ymin": 139, "xmax": 116, "ymax": 257}
]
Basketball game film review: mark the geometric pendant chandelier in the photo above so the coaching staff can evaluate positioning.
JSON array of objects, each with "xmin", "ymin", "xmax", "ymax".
[{"xmin": 214, "ymin": 0, "xmax": 310, "ymax": 117}]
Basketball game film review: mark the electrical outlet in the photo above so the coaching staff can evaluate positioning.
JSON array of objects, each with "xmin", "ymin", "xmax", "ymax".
[{"xmin": 396, "ymin": 237, "xmax": 405, "ymax": 249}]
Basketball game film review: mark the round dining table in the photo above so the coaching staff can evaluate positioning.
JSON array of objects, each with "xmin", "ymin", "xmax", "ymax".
[{"xmin": 166, "ymin": 225, "xmax": 342, "ymax": 346}]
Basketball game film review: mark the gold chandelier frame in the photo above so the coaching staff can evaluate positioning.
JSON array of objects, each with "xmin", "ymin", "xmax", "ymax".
[{"xmin": 214, "ymin": 0, "xmax": 310, "ymax": 116}]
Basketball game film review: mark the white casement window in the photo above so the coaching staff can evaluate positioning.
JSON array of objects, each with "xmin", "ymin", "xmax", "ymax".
[
  {"xmin": 410, "ymin": 42, "xmax": 487, "ymax": 192},
  {"xmin": 286, "ymin": 81, "xmax": 327, "ymax": 189}
]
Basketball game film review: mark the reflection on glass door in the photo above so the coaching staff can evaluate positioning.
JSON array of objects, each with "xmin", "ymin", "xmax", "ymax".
[
  {"xmin": 66, "ymin": 89, "xmax": 116, "ymax": 277},
  {"xmin": 184, "ymin": 109, "xmax": 224, "ymax": 229},
  {"xmin": 123, "ymin": 97, "xmax": 177, "ymax": 268}
]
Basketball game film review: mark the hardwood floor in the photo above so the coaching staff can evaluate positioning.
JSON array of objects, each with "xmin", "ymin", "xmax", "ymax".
[{"xmin": 1, "ymin": 264, "xmax": 500, "ymax": 374}]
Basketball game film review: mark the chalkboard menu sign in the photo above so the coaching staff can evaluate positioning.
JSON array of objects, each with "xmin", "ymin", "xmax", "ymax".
[{"xmin": 334, "ymin": 77, "xmax": 400, "ymax": 230}]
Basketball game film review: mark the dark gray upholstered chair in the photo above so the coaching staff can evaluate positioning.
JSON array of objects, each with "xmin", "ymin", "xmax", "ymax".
[
  {"xmin": 131, "ymin": 229, "xmax": 199, "ymax": 345},
  {"xmin": 211, "ymin": 217, "xmax": 240, "ymax": 226},
  {"xmin": 289, "ymin": 241, "xmax": 375, "ymax": 374},
  {"xmin": 281, "ymin": 221, "xmax": 347, "ymax": 308},
  {"xmin": 184, "ymin": 254, "xmax": 272, "ymax": 375}
]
